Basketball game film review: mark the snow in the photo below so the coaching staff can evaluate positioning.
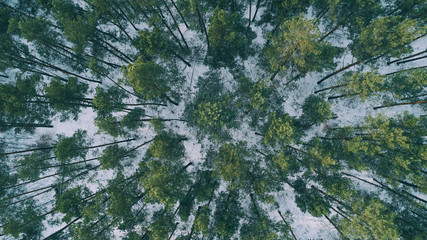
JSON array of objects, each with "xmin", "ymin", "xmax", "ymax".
[{"xmin": 1, "ymin": 1, "xmax": 426, "ymax": 239}]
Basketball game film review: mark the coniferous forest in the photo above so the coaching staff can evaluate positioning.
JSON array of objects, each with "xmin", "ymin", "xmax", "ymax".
[{"xmin": 0, "ymin": 0, "xmax": 426, "ymax": 239}]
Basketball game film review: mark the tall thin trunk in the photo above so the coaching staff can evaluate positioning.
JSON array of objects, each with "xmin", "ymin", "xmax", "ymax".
[
  {"xmin": 43, "ymin": 216, "xmax": 82, "ymax": 240},
  {"xmin": 387, "ymin": 49, "xmax": 427, "ymax": 65},
  {"xmin": 196, "ymin": 5, "xmax": 209, "ymax": 49},
  {"xmin": 373, "ymin": 100, "xmax": 427, "ymax": 110},
  {"xmin": 318, "ymin": 12, "xmax": 354, "ymax": 42},
  {"xmin": 170, "ymin": 0, "xmax": 189, "ymax": 28},
  {"xmin": 278, "ymin": 210, "xmax": 298, "ymax": 240},
  {"xmin": 314, "ymin": 84, "xmax": 347, "ymax": 94},
  {"xmin": 0, "ymin": 188, "xmax": 53, "ymax": 209},
  {"xmin": 396, "ymin": 55, "xmax": 427, "ymax": 65},
  {"xmin": 170, "ymin": 49, "xmax": 192, "ymax": 67},
  {"xmin": 0, "ymin": 123, "xmax": 53, "ymax": 128},
  {"xmin": 384, "ymin": 65, "xmax": 427, "ymax": 76},
  {"xmin": 1, "ymin": 165, "xmax": 100, "ymax": 202},
  {"xmin": 317, "ymin": 60, "xmax": 361, "ymax": 84},
  {"xmin": 400, "ymin": 93, "xmax": 427, "ymax": 101},
  {"xmin": 324, "ymin": 215, "xmax": 347, "ymax": 239},
  {"xmin": 328, "ymin": 93, "xmax": 358, "ymax": 100},
  {"xmin": 150, "ymin": 5, "xmax": 185, "ymax": 50},
  {"xmin": 252, "ymin": 0, "xmax": 261, "ymax": 22},
  {"xmin": 248, "ymin": 0, "xmax": 252, "ymax": 27},
  {"xmin": 4, "ymin": 165, "xmax": 89, "ymax": 190},
  {"xmin": 161, "ymin": 0, "xmax": 190, "ymax": 50},
  {"xmin": 0, "ymin": 146, "xmax": 55, "ymax": 156}
]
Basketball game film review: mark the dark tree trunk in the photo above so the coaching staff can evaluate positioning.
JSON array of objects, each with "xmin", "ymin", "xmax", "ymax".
[
  {"xmin": 278, "ymin": 210, "xmax": 298, "ymax": 240},
  {"xmin": 252, "ymin": 0, "xmax": 262, "ymax": 22},
  {"xmin": 387, "ymin": 49, "xmax": 427, "ymax": 65},
  {"xmin": 170, "ymin": 0, "xmax": 189, "ymax": 28},
  {"xmin": 317, "ymin": 60, "xmax": 361, "ymax": 84},
  {"xmin": 314, "ymin": 84, "xmax": 347, "ymax": 94},
  {"xmin": 373, "ymin": 100, "xmax": 427, "ymax": 110},
  {"xmin": 396, "ymin": 55, "xmax": 427, "ymax": 65}
]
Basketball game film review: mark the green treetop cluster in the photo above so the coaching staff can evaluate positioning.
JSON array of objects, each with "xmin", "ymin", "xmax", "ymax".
[{"xmin": 0, "ymin": 0, "xmax": 426, "ymax": 239}]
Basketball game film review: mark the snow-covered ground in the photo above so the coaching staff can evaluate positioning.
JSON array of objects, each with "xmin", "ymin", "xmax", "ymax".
[{"xmin": 1, "ymin": 1, "xmax": 426, "ymax": 239}]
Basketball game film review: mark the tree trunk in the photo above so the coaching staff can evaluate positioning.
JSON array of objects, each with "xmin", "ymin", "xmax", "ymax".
[
  {"xmin": 43, "ymin": 216, "xmax": 82, "ymax": 240},
  {"xmin": 170, "ymin": 49, "xmax": 192, "ymax": 67},
  {"xmin": 248, "ymin": 0, "xmax": 252, "ymax": 27},
  {"xmin": 314, "ymin": 84, "xmax": 347, "ymax": 94},
  {"xmin": 161, "ymin": 0, "xmax": 189, "ymax": 50},
  {"xmin": 151, "ymin": 5, "xmax": 185, "ymax": 50},
  {"xmin": 317, "ymin": 60, "xmax": 361, "ymax": 84},
  {"xmin": 252, "ymin": 0, "xmax": 262, "ymax": 22},
  {"xmin": 0, "ymin": 188, "xmax": 53, "ymax": 209},
  {"xmin": 4, "ymin": 165, "xmax": 89, "ymax": 190},
  {"xmin": 324, "ymin": 215, "xmax": 347, "ymax": 239},
  {"xmin": 278, "ymin": 210, "xmax": 298, "ymax": 240},
  {"xmin": 1, "ymin": 165, "xmax": 100, "ymax": 202},
  {"xmin": 328, "ymin": 93, "xmax": 358, "ymax": 100},
  {"xmin": 387, "ymin": 49, "xmax": 427, "ymax": 65},
  {"xmin": 0, "ymin": 123, "xmax": 53, "ymax": 128},
  {"xmin": 384, "ymin": 65, "xmax": 427, "ymax": 76},
  {"xmin": 396, "ymin": 55, "xmax": 427, "ymax": 65},
  {"xmin": 170, "ymin": 0, "xmax": 189, "ymax": 28},
  {"xmin": 0, "ymin": 146, "xmax": 55, "ymax": 157},
  {"xmin": 401, "ymin": 93, "xmax": 427, "ymax": 101},
  {"xmin": 373, "ymin": 100, "xmax": 427, "ymax": 110},
  {"xmin": 196, "ymin": 5, "xmax": 209, "ymax": 49}
]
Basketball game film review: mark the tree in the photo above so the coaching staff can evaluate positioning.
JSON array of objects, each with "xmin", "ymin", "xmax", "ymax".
[
  {"xmin": 293, "ymin": 178, "xmax": 331, "ymax": 218},
  {"xmin": 261, "ymin": 112, "xmax": 296, "ymax": 147},
  {"xmin": 56, "ymin": 186, "xmax": 90, "ymax": 223},
  {"xmin": 338, "ymin": 197, "xmax": 400, "ymax": 240},
  {"xmin": 54, "ymin": 129, "xmax": 89, "ymax": 162},
  {"xmin": 123, "ymin": 57, "xmax": 178, "ymax": 105},
  {"xmin": 139, "ymin": 140, "xmax": 191, "ymax": 207},
  {"xmin": 1, "ymin": 200, "xmax": 45, "ymax": 240},
  {"xmin": 133, "ymin": 27, "xmax": 191, "ymax": 66},
  {"xmin": 318, "ymin": 15, "xmax": 425, "ymax": 84},
  {"xmin": 206, "ymin": 7, "xmax": 254, "ymax": 66},
  {"xmin": 213, "ymin": 142, "xmax": 248, "ymax": 186},
  {"xmin": 0, "ymin": 74, "xmax": 53, "ymax": 133},
  {"xmin": 93, "ymin": 86, "xmax": 128, "ymax": 117},
  {"xmin": 300, "ymin": 94, "xmax": 332, "ymax": 126},
  {"xmin": 213, "ymin": 190, "xmax": 242, "ymax": 239},
  {"xmin": 147, "ymin": 131, "xmax": 187, "ymax": 161},
  {"xmin": 44, "ymin": 77, "xmax": 90, "ymax": 121},
  {"xmin": 99, "ymin": 145, "xmax": 130, "ymax": 170},
  {"xmin": 266, "ymin": 15, "xmax": 340, "ymax": 79}
]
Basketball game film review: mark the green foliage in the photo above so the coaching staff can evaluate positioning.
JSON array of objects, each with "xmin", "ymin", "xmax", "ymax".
[
  {"xmin": 386, "ymin": 68, "xmax": 427, "ymax": 99},
  {"xmin": 301, "ymin": 94, "xmax": 332, "ymax": 126},
  {"xmin": 206, "ymin": 7, "xmax": 254, "ymax": 66},
  {"xmin": 293, "ymin": 179, "xmax": 330, "ymax": 217},
  {"xmin": 93, "ymin": 86, "xmax": 128, "ymax": 116},
  {"xmin": 56, "ymin": 186, "xmax": 88, "ymax": 223},
  {"xmin": 2, "ymin": 201, "xmax": 45, "ymax": 240},
  {"xmin": 213, "ymin": 190, "xmax": 242, "ymax": 239},
  {"xmin": 214, "ymin": 142, "xmax": 248, "ymax": 185},
  {"xmin": 338, "ymin": 70, "xmax": 385, "ymax": 100},
  {"xmin": 266, "ymin": 15, "xmax": 329, "ymax": 75},
  {"xmin": 0, "ymin": 74, "xmax": 52, "ymax": 133},
  {"xmin": 339, "ymin": 197, "xmax": 400, "ymax": 240},
  {"xmin": 262, "ymin": 112, "xmax": 295, "ymax": 146},
  {"xmin": 351, "ymin": 16, "xmax": 425, "ymax": 60},
  {"xmin": 99, "ymin": 145, "xmax": 129, "ymax": 170},
  {"xmin": 44, "ymin": 77, "xmax": 89, "ymax": 121},
  {"xmin": 147, "ymin": 131, "xmax": 186, "ymax": 160},
  {"xmin": 54, "ymin": 129, "xmax": 89, "ymax": 162},
  {"xmin": 139, "ymin": 158, "xmax": 190, "ymax": 207}
]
